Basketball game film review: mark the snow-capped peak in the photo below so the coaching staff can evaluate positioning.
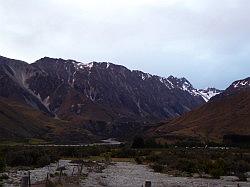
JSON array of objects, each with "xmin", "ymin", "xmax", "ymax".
[
  {"xmin": 166, "ymin": 76, "xmax": 222, "ymax": 102},
  {"xmin": 232, "ymin": 78, "xmax": 250, "ymax": 88},
  {"xmin": 167, "ymin": 76, "xmax": 194, "ymax": 92},
  {"xmin": 197, "ymin": 88, "xmax": 222, "ymax": 102},
  {"xmin": 225, "ymin": 77, "xmax": 250, "ymax": 93}
]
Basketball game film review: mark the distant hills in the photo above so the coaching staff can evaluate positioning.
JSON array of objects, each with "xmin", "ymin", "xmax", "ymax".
[{"xmin": 149, "ymin": 77, "xmax": 250, "ymax": 143}]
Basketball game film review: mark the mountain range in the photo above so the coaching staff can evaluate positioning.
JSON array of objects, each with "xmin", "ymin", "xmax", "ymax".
[
  {"xmin": 148, "ymin": 77, "xmax": 250, "ymax": 144},
  {"xmin": 3, "ymin": 55, "xmax": 248, "ymax": 144}
]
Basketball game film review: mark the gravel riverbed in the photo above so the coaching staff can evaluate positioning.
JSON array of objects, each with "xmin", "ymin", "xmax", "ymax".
[
  {"xmin": 81, "ymin": 162, "xmax": 250, "ymax": 187},
  {"xmin": 2, "ymin": 161, "xmax": 250, "ymax": 187}
]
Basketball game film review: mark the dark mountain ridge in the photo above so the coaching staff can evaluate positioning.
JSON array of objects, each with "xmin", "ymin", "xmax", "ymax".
[
  {"xmin": 0, "ymin": 55, "xmax": 220, "ymax": 140},
  {"xmin": 149, "ymin": 77, "xmax": 250, "ymax": 143}
]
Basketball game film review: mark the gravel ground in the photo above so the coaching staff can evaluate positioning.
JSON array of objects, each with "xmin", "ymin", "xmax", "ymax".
[
  {"xmin": 2, "ymin": 160, "xmax": 84, "ymax": 186},
  {"xmin": 2, "ymin": 161, "xmax": 250, "ymax": 187},
  {"xmin": 81, "ymin": 162, "xmax": 250, "ymax": 187}
]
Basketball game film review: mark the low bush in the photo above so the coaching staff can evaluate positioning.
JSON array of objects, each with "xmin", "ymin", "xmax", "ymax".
[{"xmin": 0, "ymin": 157, "xmax": 6, "ymax": 172}]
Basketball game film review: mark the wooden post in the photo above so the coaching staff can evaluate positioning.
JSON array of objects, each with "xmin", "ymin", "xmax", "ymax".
[
  {"xmin": 57, "ymin": 161, "xmax": 59, "ymax": 169},
  {"xmin": 145, "ymin": 181, "xmax": 151, "ymax": 187},
  {"xmin": 77, "ymin": 161, "xmax": 84, "ymax": 176},
  {"xmin": 28, "ymin": 171, "xmax": 31, "ymax": 187},
  {"xmin": 72, "ymin": 167, "xmax": 75, "ymax": 176},
  {"xmin": 59, "ymin": 168, "xmax": 63, "ymax": 182},
  {"xmin": 21, "ymin": 176, "xmax": 29, "ymax": 187},
  {"xmin": 46, "ymin": 173, "xmax": 49, "ymax": 185},
  {"xmin": 80, "ymin": 162, "xmax": 84, "ymax": 175}
]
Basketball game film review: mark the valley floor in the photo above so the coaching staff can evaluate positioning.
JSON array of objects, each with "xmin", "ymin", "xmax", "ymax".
[
  {"xmin": 82, "ymin": 162, "xmax": 250, "ymax": 187},
  {"xmin": 2, "ymin": 160, "xmax": 250, "ymax": 187}
]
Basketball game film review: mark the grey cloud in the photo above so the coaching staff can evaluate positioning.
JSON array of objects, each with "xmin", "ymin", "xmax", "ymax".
[{"xmin": 0, "ymin": 0, "xmax": 250, "ymax": 89}]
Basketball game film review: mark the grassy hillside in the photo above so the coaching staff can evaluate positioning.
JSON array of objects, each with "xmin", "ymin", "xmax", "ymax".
[
  {"xmin": 149, "ymin": 90, "xmax": 250, "ymax": 143},
  {"xmin": 0, "ymin": 97, "xmax": 96, "ymax": 144}
]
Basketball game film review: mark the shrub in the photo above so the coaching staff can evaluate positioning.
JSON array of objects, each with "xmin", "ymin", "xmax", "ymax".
[
  {"xmin": 144, "ymin": 138, "xmax": 164, "ymax": 148},
  {"xmin": 0, "ymin": 157, "xmax": 5, "ymax": 172},
  {"xmin": 111, "ymin": 148, "xmax": 137, "ymax": 158},
  {"xmin": 135, "ymin": 156, "xmax": 143, "ymax": 164},
  {"xmin": 208, "ymin": 159, "xmax": 226, "ymax": 178},
  {"xmin": 0, "ymin": 174, "xmax": 9, "ymax": 180},
  {"xmin": 209, "ymin": 168, "xmax": 225, "ymax": 179},
  {"xmin": 36, "ymin": 155, "xmax": 51, "ymax": 167},
  {"xmin": 100, "ymin": 152, "xmax": 111, "ymax": 162},
  {"xmin": 176, "ymin": 159, "xmax": 198, "ymax": 173},
  {"xmin": 131, "ymin": 137, "xmax": 144, "ymax": 149},
  {"xmin": 151, "ymin": 163, "xmax": 165, "ymax": 173}
]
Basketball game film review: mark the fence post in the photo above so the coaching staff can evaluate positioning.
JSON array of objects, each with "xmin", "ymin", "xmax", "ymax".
[
  {"xmin": 21, "ymin": 174, "xmax": 29, "ymax": 187},
  {"xmin": 59, "ymin": 168, "xmax": 63, "ymax": 182},
  {"xmin": 145, "ymin": 180, "xmax": 151, "ymax": 187},
  {"xmin": 28, "ymin": 171, "xmax": 31, "ymax": 187},
  {"xmin": 46, "ymin": 173, "xmax": 49, "ymax": 185}
]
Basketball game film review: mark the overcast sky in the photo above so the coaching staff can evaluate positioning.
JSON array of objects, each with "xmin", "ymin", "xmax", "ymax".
[{"xmin": 0, "ymin": 0, "xmax": 250, "ymax": 89}]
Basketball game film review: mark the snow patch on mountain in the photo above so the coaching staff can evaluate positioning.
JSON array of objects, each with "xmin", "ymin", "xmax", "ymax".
[
  {"xmin": 77, "ymin": 62, "xmax": 94, "ymax": 69},
  {"xmin": 165, "ymin": 76, "xmax": 221, "ymax": 102},
  {"xmin": 233, "ymin": 79, "xmax": 250, "ymax": 88},
  {"xmin": 197, "ymin": 88, "xmax": 222, "ymax": 102},
  {"xmin": 72, "ymin": 61, "xmax": 94, "ymax": 70},
  {"xmin": 159, "ymin": 77, "xmax": 174, "ymax": 89},
  {"xmin": 226, "ymin": 77, "xmax": 250, "ymax": 93}
]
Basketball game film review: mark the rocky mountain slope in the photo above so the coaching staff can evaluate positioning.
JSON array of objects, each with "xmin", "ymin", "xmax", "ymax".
[
  {"xmin": 0, "ymin": 55, "xmax": 219, "ymax": 139},
  {"xmin": 0, "ymin": 97, "xmax": 96, "ymax": 143},
  {"xmin": 149, "ymin": 77, "xmax": 250, "ymax": 143}
]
